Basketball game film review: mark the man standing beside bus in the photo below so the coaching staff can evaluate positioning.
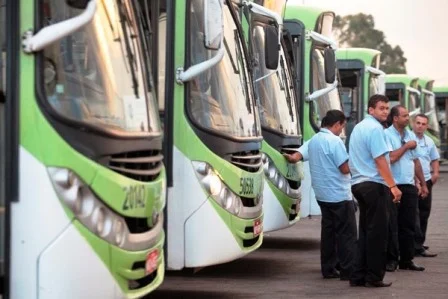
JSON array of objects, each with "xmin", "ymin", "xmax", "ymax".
[
  {"xmin": 306, "ymin": 110, "xmax": 357, "ymax": 281},
  {"xmin": 413, "ymin": 114, "xmax": 440, "ymax": 257},
  {"xmin": 349, "ymin": 95, "xmax": 401, "ymax": 288},
  {"xmin": 384, "ymin": 105, "xmax": 428, "ymax": 272}
]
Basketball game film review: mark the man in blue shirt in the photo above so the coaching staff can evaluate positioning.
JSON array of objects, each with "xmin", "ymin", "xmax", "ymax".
[
  {"xmin": 412, "ymin": 114, "xmax": 440, "ymax": 257},
  {"xmin": 349, "ymin": 95, "xmax": 401, "ymax": 288},
  {"xmin": 384, "ymin": 105, "xmax": 428, "ymax": 272},
  {"xmin": 306, "ymin": 110, "xmax": 357, "ymax": 281}
]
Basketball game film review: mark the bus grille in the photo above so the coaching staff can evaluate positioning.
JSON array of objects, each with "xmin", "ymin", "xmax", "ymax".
[
  {"xmin": 230, "ymin": 150, "xmax": 262, "ymax": 173},
  {"xmin": 108, "ymin": 150, "xmax": 163, "ymax": 182}
]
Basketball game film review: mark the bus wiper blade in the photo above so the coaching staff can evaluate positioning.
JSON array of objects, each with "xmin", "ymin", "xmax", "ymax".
[
  {"xmin": 116, "ymin": 0, "xmax": 139, "ymax": 98},
  {"xmin": 224, "ymin": 35, "xmax": 239, "ymax": 74}
]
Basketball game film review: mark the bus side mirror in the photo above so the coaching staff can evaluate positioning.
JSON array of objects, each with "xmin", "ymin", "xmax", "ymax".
[
  {"xmin": 324, "ymin": 47, "xmax": 336, "ymax": 84},
  {"xmin": 204, "ymin": 0, "xmax": 223, "ymax": 50},
  {"xmin": 265, "ymin": 26, "xmax": 279, "ymax": 70},
  {"xmin": 66, "ymin": 0, "xmax": 90, "ymax": 9}
]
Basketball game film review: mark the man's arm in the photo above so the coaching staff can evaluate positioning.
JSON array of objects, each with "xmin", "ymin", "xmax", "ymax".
[
  {"xmin": 375, "ymin": 155, "xmax": 402, "ymax": 202},
  {"xmin": 389, "ymin": 141, "xmax": 417, "ymax": 164},
  {"xmin": 431, "ymin": 159, "xmax": 440, "ymax": 184},
  {"xmin": 414, "ymin": 159, "xmax": 428, "ymax": 198},
  {"xmin": 339, "ymin": 161, "xmax": 350, "ymax": 174},
  {"xmin": 283, "ymin": 152, "xmax": 302, "ymax": 163}
]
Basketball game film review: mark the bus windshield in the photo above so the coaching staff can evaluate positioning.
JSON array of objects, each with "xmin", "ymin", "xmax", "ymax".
[
  {"xmin": 42, "ymin": 0, "xmax": 161, "ymax": 135},
  {"xmin": 186, "ymin": 1, "xmax": 261, "ymax": 139},
  {"xmin": 252, "ymin": 25, "xmax": 300, "ymax": 137},
  {"xmin": 310, "ymin": 48, "xmax": 342, "ymax": 127},
  {"xmin": 423, "ymin": 93, "xmax": 440, "ymax": 136},
  {"xmin": 369, "ymin": 74, "xmax": 381, "ymax": 98}
]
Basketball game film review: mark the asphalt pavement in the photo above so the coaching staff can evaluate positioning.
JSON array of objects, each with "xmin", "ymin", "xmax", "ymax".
[{"xmin": 148, "ymin": 173, "xmax": 448, "ymax": 299}]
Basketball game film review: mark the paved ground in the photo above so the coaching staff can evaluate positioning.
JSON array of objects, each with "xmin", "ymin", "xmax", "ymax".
[{"xmin": 148, "ymin": 173, "xmax": 448, "ymax": 298}]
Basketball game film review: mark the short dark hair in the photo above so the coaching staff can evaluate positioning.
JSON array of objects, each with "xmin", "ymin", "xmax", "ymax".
[
  {"xmin": 386, "ymin": 104, "xmax": 405, "ymax": 126},
  {"xmin": 321, "ymin": 109, "xmax": 346, "ymax": 128},
  {"xmin": 414, "ymin": 113, "xmax": 429, "ymax": 121},
  {"xmin": 368, "ymin": 94, "xmax": 389, "ymax": 109}
]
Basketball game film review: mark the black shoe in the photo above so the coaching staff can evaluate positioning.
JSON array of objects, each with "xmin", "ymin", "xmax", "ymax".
[
  {"xmin": 365, "ymin": 281, "xmax": 392, "ymax": 288},
  {"xmin": 415, "ymin": 249, "xmax": 437, "ymax": 257},
  {"xmin": 399, "ymin": 261, "xmax": 425, "ymax": 271},
  {"xmin": 386, "ymin": 261, "xmax": 398, "ymax": 272},
  {"xmin": 349, "ymin": 280, "xmax": 365, "ymax": 287},
  {"xmin": 340, "ymin": 275, "xmax": 350, "ymax": 281},
  {"xmin": 323, "ymin": 271, "xmax": 340, "ymax": 279}
]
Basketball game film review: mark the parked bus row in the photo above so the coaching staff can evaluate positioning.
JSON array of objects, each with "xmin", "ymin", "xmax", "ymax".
[{"xmin": 2, "ymin": 0, "xmax": 444, "ymax": 298}]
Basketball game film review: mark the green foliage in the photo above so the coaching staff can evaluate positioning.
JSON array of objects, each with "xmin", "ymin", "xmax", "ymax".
[{"xmin": 334, "ymin": 13, "xmax": 407, "ymax": 74}]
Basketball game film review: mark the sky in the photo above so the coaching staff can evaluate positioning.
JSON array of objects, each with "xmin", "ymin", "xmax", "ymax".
[{"xmin": 291, "ymin": 0, "xmax": 448, "ymax": 86}]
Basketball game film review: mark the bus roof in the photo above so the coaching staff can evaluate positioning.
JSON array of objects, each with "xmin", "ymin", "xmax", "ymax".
[
  {"xmin": 385, "ymin": 74, "xmax": 419, "ymax": 88},
  {"xmin": 336, "ymin": 48, "xmax": 381, "ymax": 68},
  {"xmin": 284, "ymin": 4, "xmax": 334, "ymax": 31}
]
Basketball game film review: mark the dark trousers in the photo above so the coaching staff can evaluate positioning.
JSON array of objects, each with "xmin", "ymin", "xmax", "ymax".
[
  {"xmin": 317, "ymin": 200, "xmax": 357, "ymax": 278},
  {"xmin": 351, "ymin": 182, "xmax": 390, "ymax": 283},
  {"xmin": 415, "ymin": 180, "xmax": 434, "ymax": 251},
  {"xmin": 392, "ymin": 184, "xmax": 418, "ymax": 262},
  {"xmin": 387, "ymin": 198, "xmax": 399, "ymax": 263}
]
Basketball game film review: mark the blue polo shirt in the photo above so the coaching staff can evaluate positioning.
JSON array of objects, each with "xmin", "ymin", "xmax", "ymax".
[
  {"xmin": 308, "ymin": 128, "xmax": 351, "ymax": 203},
  {"xmin": 298, "ymin": 140, "xmax": 310, "ymax": 161},
  {"xmin": 384, "ymin": 126, "xmax": 424, "ymax": 185},
  {"xmin": 416, "ymin": 134, "xmax": 440, "ymax": 181},
  {"xmin": 349, "ymin": 115, "xmax": 390, "ymax": 186}
]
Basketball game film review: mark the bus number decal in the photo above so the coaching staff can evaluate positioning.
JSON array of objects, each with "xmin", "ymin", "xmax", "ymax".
[
  {"xmin": 240, "ymin": 177, "xmax": 254, "ymax": 195},
  {"xmin": 123, "ymin": 185, "xmax": 146, "ymax": 211}
]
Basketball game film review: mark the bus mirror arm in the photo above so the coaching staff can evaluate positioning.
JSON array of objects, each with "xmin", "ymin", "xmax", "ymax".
[
  {"xmin": 306, "ymin": 80, "xmax": 338, "ymax": 102},
  {"xmin": 177, "ymin": 38, "xmax": 225, "ymax": 84},
  {"xmin": 22, "ymin": 0, "xmax": 96, "ymax": 54}
]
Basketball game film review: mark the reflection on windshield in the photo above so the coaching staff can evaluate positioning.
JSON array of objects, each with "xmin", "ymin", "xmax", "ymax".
[
  {"xmin": 311, "ymin": 48, "xmax": 342, "ymax": 127},
  {"xmin": 423, "ymin": 93, "xmax": 440, "ymax": 136},
  {"xmin": 43, "ymin": 0, "xmax": 161, "ymax": 134},
  {"xmin": 369, "ymin": 74, "xmax": 380, "ymax": 98},
  {"xmin": 252, "ymin": 26, "xmax": 300, "ymax": 137},
  {"xmin": 408, "ymin": 92, "xmax": 421, "ymax": 127},
  {"xmin": 187, "ymin": 1, "xmax": 260, "ymax": 138}
]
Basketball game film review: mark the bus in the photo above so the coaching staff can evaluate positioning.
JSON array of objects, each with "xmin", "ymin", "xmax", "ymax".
[
  {"xmin": 243, "ymin": 0, "xmax": 302, "ymax": 232},
  {"xmin": 433, "ymin": 86, "xmax": 448, "ymax": 159},
  {"xmin": 336, "ymin": 48, "xmax": 385, "ymax": 147},
  {"xmin": 1, "ymin": 0, "xmax": 166, "ymax": 298},
  {"xmin": 385, "ymin": 74, "xmax": 421, "ymax": 125},
  {"xmin": 418, "ymin": 78, "xmax": 441, "ymax": 147},
  {"xmin": 284, "ymin": 4, "xmax": 342, "ymax": 217},
  {"xmin": 158, "ymin": 0, "xmax": 265, "ymax": 270}
]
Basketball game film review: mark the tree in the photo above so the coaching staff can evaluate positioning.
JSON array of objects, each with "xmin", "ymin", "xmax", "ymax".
[{"xmin": 333, "ymin": 13, "xmax": 407, "ymax": 74}]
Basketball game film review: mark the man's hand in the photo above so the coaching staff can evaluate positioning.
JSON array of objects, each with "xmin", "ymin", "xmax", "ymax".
[
  {"xmin": 420, "ymin": 184, "xmax": 429, "ymax": 199},
  {"xmin": 431, "ymin": 173, "xmax": 439, "ymax": 185},
  {"xmin": 405, "ymin": 140, "xmax": 417, "ymax": 150},
  {"xmin": 391, "ymin": 186, "xmax": 402, "ymax": 203},
  {"xmin": 283, "ymin": 152, "xmax": 302, "ymax": 163},
  {"xmin": 416, "ymin": 183, "xmax": 422, "ymax": 196}
]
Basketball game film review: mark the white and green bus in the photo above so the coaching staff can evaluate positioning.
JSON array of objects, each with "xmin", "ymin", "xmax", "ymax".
[
  {"xmin": 336, "ymin": 48, "xmax": 385, "ymax": 146},
  {"xmin": 1, "ymin": 0, "xmax": 166, "ymax": 297},
  {"xmin": 418, "ymin": 78, "xmax": 441, "ymax": 147},
  {"xmin": 157, "ymin": 0, "xmax": 265, "ymax": 270},
  {"xmin": 284, "ymin": 4, "xmax": 342, "ymax": 217},
  {"xmin": 244, "ymin": 0, "xmax": 302, "ymax": 232}
]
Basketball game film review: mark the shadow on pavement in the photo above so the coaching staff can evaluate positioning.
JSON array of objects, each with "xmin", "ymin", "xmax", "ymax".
[
  {"xmin": 260, "ymin": 237, "xmax": 320, "ymax": 251},
  {"xmin": 165, "ymin": 256, "xmax": 288, "ymax": 279},
  {"xmin": 146, "ymin": 289, "xmax": 249, "ymax": 299}
]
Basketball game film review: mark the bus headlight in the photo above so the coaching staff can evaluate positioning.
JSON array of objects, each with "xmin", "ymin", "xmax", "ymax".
[
  {"xmin": 262, "ymin": 155, "xmax": 300, "ymax": 199},
  {"xmin": 192, "ymin": 161, "xmax": 243, "ymax": 216},
  {"xmin": 48, "ymin": 167, "xmax": 130, "ymax": 248}
]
